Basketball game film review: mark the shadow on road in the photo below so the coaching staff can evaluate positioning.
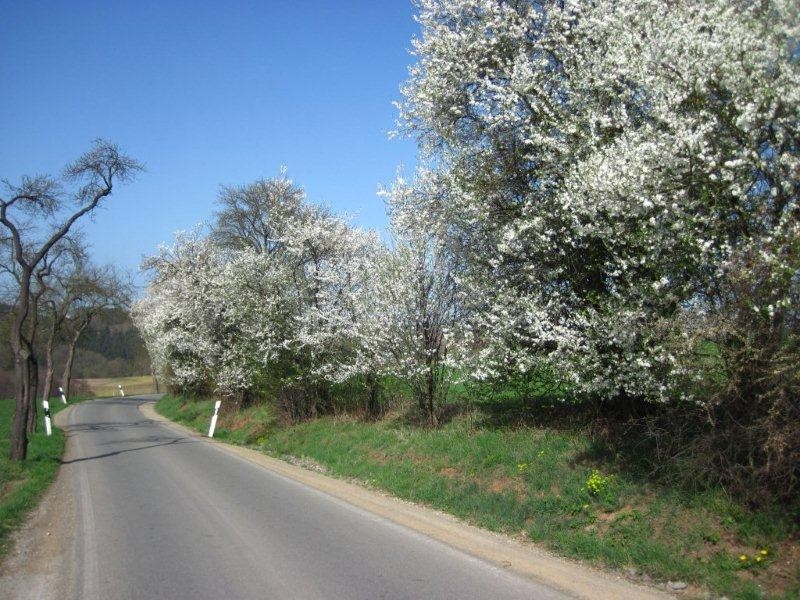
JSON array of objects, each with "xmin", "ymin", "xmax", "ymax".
[
  {"xmin": 61, "ymin": 437, "xmax": 196, "ymax": 465},
  {"xmin": 64, "ymin": 419, "xmax": 155, "ymax": 432}
]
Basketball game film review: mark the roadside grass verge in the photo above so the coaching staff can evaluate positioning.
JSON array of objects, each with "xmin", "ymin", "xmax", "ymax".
[
  {"xmin": 156, "ymin": 394, "xmax": 278, "ymax": 446},
  {"xmin": 0, "ymin": 397, "xmax": 72, "ymax": 560},
  {"xmin": 156, "ymin": 394, "xmax": 800, "ymax": 599}
]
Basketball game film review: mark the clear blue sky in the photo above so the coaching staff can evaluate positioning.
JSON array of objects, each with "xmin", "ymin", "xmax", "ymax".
[{"xmin": 0, "ymin": 1, "xmax": 419, "ymax": 286}]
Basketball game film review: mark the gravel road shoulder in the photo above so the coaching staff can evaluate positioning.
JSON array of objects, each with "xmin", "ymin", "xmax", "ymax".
[{"xmin": 0, "ymin": 406, "xmax": 78, "ymax": 600}]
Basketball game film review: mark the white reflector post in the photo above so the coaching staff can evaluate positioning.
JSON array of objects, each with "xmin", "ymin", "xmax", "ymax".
[
  {"xmin": 208, "ymin": 400, "xmax": 222, "ymax": 438},
  {"xmin": 118, "ymin": 384, "xmax": 125, "ymax": 397},
  {"xmin": 58, "ymin": 386, "xmax": 67, "ymax": 404},
  {"xmin": 43, "ymin": 399, "xmax": 52, "ymax": 436}
]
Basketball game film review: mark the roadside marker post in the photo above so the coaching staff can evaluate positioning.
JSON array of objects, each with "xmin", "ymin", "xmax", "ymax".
[
  {"xmin": 43, "ymin": 399, "xmax": 52, "ymax": 436},
  {"xmin": 118, "ymin": 384, "xmax": 125, "ymax": 397},
  {"xmin": 58, "ymin": 386, "xmax": 67, "ymax": 404},
  {"xmin": 208, "ymin": 400, "xmax": 221, "ymax": 438}
]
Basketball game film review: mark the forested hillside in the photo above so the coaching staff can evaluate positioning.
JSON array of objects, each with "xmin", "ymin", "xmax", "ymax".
[
  {"xmin": 0, "ymin": 306, "xmax": 149, "ymax": 397},
  {"xmin": 68, "ymin": 308, "xmax": 151, "ymax": 377}
]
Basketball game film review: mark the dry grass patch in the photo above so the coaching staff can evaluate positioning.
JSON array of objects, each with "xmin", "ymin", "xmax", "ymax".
[{"xmin": 71, "ymin": 375, "xmax": 157, "ymax": 399}]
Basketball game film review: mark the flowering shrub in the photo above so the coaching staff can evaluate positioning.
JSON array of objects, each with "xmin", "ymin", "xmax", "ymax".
[{"xmin": 585, "ymin": 470, "xmax": 614, "ymax": 499}]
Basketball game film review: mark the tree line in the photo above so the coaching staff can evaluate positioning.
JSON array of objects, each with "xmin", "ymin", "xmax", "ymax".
[
  {"xmin": 136, "ymin": 0, "xmax": 799, "ymax": 503},
  {"xmin": 1, "ymin": 140, "xmax": 140, "ymax": 459},
  {"xmin": 134, "ymin": 171, "xmax": 458, "ymax": 424}
]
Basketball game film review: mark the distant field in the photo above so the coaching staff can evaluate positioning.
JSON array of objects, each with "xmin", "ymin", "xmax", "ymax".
[{"xmin": 71, "ymin": 375, "xmax": 160, "ymax": 399}]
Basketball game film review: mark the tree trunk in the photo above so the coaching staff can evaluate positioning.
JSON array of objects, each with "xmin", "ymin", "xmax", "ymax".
[
  {"xmin": 10, "ymin": 355, "xmax": 30, "ymax": 460},
  {"xmin": 41, "ymin": 320, "xmax": 58, "ymax": 409},
  {"xmin": 314, "ymin": 382, "xmax": 328, "ymax": 416},
  {"xmin": 25, "ymin": 289, "xmax": 45, "ymax": 435},
  {"xmin": 151, "ymin": 367, "xmax": 159, "ymax": 394},
  {"xmin": 417, "ymin": 388, "xmax": 426, "ymax": 415},
  {"xmin": 26, "ymin": 355, "xmax": 39, "ymax": 435},
  {"xmin": 9, "ymin": 275, "xmax": 32, "ymax": 461},
  {"xmin": 240, "ymin": 388, "xmax": 254, "ymax": 408},
  {"xmin": 22, "ymin": 355, "xmax": 31, "ymax": 432},
  {"xmin": 61, "ymin": 341, "xmax": 77, "ymax": 401},
  {"xmin": 61, "ymin": 318, "xmax": 91, "ymax": 400},
  {"xmin": 425, "ymin": 359, "xmax": 438, "ymax": 427}
]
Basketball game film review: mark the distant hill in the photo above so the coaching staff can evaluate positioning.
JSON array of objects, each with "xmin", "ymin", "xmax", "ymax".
[
  {"xmin": 0, "ymin": 307, "xmax": 151, "ymax": 397},
  {"xmin": 68, "ymin": 308, "xmax": 151, "ymax": 378}
]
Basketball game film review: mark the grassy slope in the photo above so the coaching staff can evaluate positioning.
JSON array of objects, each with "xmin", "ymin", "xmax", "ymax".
[
  {"xmin": 0, "ymin": 398, "xmax": 71, "ymax": 559},
  {"xmin": 156, "ymin": 394, "xmax": 799, "ymax": 600}
]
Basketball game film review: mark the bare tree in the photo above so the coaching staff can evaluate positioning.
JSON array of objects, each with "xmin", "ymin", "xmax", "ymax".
[
  {"xmin": 0, "ymin": 140, "xmax": 141, "ymax": 460},
  {"xmin": 59, "ymin": 267, "xmax": 132, "ymax": 401},
  {"xmin": 38, "ymin": 246, "xmax": 92, "ymax": 406},
  {"xmin": 24, "ymin": 242, "xmax": 82, "ymax": 433},
  {"xmin": 1, "ymin": 235, "xmax": 83, "ymax": 434}
]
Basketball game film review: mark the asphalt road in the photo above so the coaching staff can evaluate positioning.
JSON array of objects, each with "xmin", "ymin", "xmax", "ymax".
[{"xmin": 59, "ymin": 396, "xmax": 572, "ymax": 600}]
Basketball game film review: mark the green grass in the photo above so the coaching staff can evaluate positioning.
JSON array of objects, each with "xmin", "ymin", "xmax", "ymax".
[
  {"xmin": 0, "ymin": 397, "xmax": 72, "ymax": 559},
  {"xmin": 156, "ymin": 394, "xmax": 278, "ymax": 446},
  {"xmin": 157, "ymin": 394, "xmax": 800, "ymax": 600}
]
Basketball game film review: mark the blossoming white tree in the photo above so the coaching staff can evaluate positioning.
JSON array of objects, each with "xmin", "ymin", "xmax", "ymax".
[
  {"xmin": 398, "ymin": 0, "xmax": 799, "ymax": 404},
  {"xmin": 135, "ymin": 168, "xmax": 472, "ymax": 424},
  {"xmin": 391, "ymin": 0, "xmax": 800, "ymax": 497},
  {"xmin": 133, "ymin": 1, "xmax": 798, "ymax": 499},
  {"xmin": 133, "ymin": 177, "xmax": 395, "ymax": 415},
  {"xmin": 136, "ymin": 230, "xmax": 255, "ymax": 398}
]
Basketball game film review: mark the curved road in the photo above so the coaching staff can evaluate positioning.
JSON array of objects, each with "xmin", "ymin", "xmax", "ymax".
[{"xmin": 57, "ymin": 396, "xmax": 571, "ymax": 600}]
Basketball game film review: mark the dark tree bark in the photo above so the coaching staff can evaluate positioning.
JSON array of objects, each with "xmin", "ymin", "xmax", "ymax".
[
  {"xmin": 60, "ymin": 319, "xmax": 89, "ymax": 401},
  {"xmin": 41, "ymin": 321, "xmax": 58, "ymax": 408},
  {"xmin": 41, "ymin": 299, "xmax": 68, "ymax": 408},
  {"xmin": 25, "ymin": 272, "xmax": 49, "ymax": 435},
  {"xmin": 9, "ymin": 360, "xmax": 30, "ymax": 459},
  {"xmin": 7, "ymin": 267, "xmax": 33, "ymax": 459},
  {"xmin": 25, "ymin": 357, "xmax": 39, "ymax": 434}
]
